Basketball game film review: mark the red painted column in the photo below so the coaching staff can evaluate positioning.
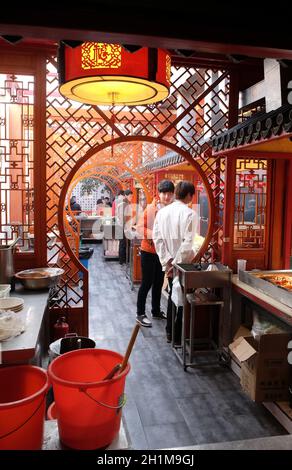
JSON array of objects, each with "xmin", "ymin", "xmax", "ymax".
[
  {"xmin": 283, "ymin": 159, "xmax": 292, "ymax": 268},
  {"xmin": 221, "ymin": 68, "xmax": 239, "ymax": 266},
  {"xmin": 222, "ymin": 155, "xmax": 236, "ymax": 266}
]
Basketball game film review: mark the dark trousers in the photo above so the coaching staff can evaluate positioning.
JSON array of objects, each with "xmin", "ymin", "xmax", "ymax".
[
  {"xmin": 137, "ymin": 251, "xmax": 165, "ymax": 316},
  {"xmin": 166, "ymin": 277, "xmax": 183, "ymax": 343},
  {"xmin": 119, "ymin": 234, "xmax": 127, "ymax": 264}
]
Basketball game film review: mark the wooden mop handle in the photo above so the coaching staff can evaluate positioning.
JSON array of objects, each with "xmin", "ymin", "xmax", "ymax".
[
  {"xmin": 102, "ymin": 323, "xmax": 141, "ymax": 380},
  {"xmin": 119, "ymin": 323, "xmax": 140, "ymax": 373}
]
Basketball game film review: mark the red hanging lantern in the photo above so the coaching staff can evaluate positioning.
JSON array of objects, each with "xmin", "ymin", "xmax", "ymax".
[{"xmin": 59, "ymin": 42, "xmax": 171, "ymax": 106}]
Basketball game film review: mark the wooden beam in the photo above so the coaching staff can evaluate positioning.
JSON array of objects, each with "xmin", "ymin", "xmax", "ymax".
[
  {"xmin": 236, "ymin": 151, "xmax": 292, "ymax": 159},
  {"xmin": 215, "ymin": 150, "xmax": 292, "ymax": 159},
  {"xmin": 2, "ymin": 6, "xmax": 292, "ymax": 60}
]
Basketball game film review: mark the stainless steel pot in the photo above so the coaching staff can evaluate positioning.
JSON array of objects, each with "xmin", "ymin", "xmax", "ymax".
[
  {"xmin": 0, "ymin": 238, "xmax": 19, "ymax": 285},
  {"xmin": 59, "ymin": 333, "xmax": 96, "ymax": 354},
  {"xmin": 15, "ymin": 267, "xmax": 64, "ymax": 290},
  {"xmin": 48, "ymin": 334, "xmax": 96, "ymax": 360}
]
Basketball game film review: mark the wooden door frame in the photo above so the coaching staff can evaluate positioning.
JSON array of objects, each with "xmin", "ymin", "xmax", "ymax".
[{"xmin": 0, "ymin": 49, "xmax": 47, "ymax": 271}]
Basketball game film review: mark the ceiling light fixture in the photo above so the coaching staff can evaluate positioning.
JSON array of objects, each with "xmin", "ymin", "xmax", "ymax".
[{"xmin": 58, "ymin": 42, "xmax": 171, "ymax": 106}]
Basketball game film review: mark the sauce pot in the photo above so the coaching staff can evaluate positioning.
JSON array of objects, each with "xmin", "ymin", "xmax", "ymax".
[{"xmin": 0, "ymin": 238, "xmax": 19, "ymax": 286}]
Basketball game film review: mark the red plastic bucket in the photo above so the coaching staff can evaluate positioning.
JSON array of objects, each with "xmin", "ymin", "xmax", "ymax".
[
  {"xmin": 48, "ymin": 348, "xmax": 130, "ymax": 450},
  {"xmin": 0, "ymin": 365, "xmax": 49, "ymax": 450},
  {"xmin": 47, "ymin": 401, "xmax": 57, "ymax": 420}
]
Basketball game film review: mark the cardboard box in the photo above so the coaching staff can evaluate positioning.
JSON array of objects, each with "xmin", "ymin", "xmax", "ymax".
[
  {"xmin": 233, "ymin": 325, "xmax": 252, "ymax": 341},
  {"xmin": 230, "ymin": 333, "xmax": 292, "ymax": 402}
]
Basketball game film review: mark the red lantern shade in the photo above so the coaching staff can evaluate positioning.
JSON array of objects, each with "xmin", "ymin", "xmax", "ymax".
[{"xmin": 59, "ymin": 42, "xmax": 171, "ymax": 106}]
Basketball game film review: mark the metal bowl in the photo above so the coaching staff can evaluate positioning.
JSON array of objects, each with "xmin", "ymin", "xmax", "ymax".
[{"xmin": 15, "ymin": 267, "xmax": 64, "ymax": 290}]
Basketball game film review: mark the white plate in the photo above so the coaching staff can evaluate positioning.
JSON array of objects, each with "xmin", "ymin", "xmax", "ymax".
[{"xmin": 0, "ymin": 297, "xmax": 24, "ymax": 311}]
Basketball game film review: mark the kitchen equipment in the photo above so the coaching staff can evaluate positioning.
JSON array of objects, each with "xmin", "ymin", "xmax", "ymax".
[
  {"xmin": 15, "ymin": 267, "xmax": 64, "ymax": 290},
  {"xmin": 49, "ymin": 334, "xmax": 95, "ymax": 361},
  {"xmin": 0, "ymin": 238, "xmax": 20, "ymax": 286},
  {"xmin": 239, "ymin": 269, "xmax": 292, "ymax": 308},
  {"xmin": 237, "ymin": 259, "xmax": 247, "ymax": 272},
  {"xmin": 59, "ymin": 333, "xmax": 95, "ymax": 354},
  {"xmin": 172, "ymin": 262, "xmax": 232, "ymax": 370},
  {"xmin": 0, "ymin": 285, "xmax": 11, "ymax": 298}
]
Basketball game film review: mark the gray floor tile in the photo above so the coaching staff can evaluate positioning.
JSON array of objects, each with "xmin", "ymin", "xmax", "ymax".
[
  {"xmin": 135, "ymin": 389, "xmax": 186, "ymax": 426},
  {"xmin": 144, "ymin": 422, "xmax": 195, "ymax": 449},
  {"xmin": 122, "ymin": 397, "xmax": 148, "ymax": 450},
  {"xmin": 87, "ymin": 244, "xmax": 287, "ymax": 449}
]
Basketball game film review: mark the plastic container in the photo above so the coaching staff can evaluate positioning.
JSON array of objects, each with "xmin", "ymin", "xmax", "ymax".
[
  {"xmin": 60, "ymin": 334, "xmax": 96, "ymax": 354},
  {"xmin": 79, "ymin": 248, "xmax": 93, "ymax": 259},
  {"xmin": 0, "ymin": 284, "xmax": 11, "ymax": 298},
  {"xmin": 47, "ymin": 401, "xmax": 57, "ymax": 420},
  {"xmin": 0, "ymin": 365, "xmax": 49, "ymax": 449},
  {"xmin": 79, "ymin": 257, "xmax": 88, "ymax": 281},
  {"xmin": 0, "ymin": 308, "xmax": 27, "ymax": 341},
  {"xmin": 49, "ymin": 335, "xmax": 96, "ymax": 360},
  {"xmin": 49, "ymin": 338, "xmax": 65, "ymax": 361},
  {"xmin": 48, "ymin": 348, "xmax": 130, "ymax": 449},
  {"xmin": 79, "ymin": 258, "xmax": 89, "ymax": 269},
  {"xmin": 237, "ymin": 259, "xmax": 247, "ymax": 272}
]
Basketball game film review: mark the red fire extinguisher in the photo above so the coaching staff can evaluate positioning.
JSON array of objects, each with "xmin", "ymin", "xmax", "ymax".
[{"xmin": 53, "ymin": 316, "xmax": 69, "ymax": 340}]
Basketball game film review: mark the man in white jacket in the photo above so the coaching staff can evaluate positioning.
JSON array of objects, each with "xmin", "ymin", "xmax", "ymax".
[{"xmin": 153, "ymin": 181, "xmax": 197, "ymax": 343}]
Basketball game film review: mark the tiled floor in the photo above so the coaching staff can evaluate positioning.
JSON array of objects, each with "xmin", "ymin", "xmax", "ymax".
[{"xmin": 87, "ymin": 244, "xmax": 287, "ymax": 449}]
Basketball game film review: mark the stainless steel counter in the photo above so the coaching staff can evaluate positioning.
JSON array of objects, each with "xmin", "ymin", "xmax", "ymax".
[
  {"xmin": 76, "ymin": 215, "xmax": 105, "ymax": 240},
  {"xmin": 172, "ymin": 263, "xmax": 232, "ymax": 369},
  {"xmin": 232, "ymin": 275, "xmax": 292, "ymax": 327},
  {"xmin": 0, "ymin": 284, "xmax": 49, "ymax": 365},
  {"xmin": 239, "ymin": 269, "xmax": 292, "ymax": 308}
]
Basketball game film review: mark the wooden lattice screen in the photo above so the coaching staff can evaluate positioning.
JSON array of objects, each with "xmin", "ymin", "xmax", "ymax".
[
  {"xmin": 46, "ymin": 58, "xmax": 230, "ymax": 325},
  {"xmin": 234, "ymin": 159, "xmax": 268, "ymax": 249},
  {"xmin": 0, "ymin": 73, "xmax": 35, "ymax": 249}
]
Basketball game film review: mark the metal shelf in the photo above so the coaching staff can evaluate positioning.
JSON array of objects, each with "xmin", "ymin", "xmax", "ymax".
[{"xmin": 171, "ymin": 263, "xmax": 232, "ymax": 370}]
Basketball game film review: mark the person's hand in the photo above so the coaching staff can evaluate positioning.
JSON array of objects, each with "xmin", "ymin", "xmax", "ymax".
[
  {"xmin": 165, "ymin": 258, "xmax": 173, "ymax": 278},
  {"xmin": 165, "ymin": 258, "xmax": 173, "ymax": 269},
  {"xmin": 166, "ymin": 267, "xmax": 173, "ymax": 278}
]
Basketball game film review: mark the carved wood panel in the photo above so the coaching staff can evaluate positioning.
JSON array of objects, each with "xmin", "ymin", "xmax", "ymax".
[{"xmin": 46, "ymin": 57, "xmax": 230, "ymax": 312}]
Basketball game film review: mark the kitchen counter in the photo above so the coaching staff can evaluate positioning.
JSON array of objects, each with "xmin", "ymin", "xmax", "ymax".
[
  {"xmin": 0, "ymin": 284, "xmax": 49, "ymax": 365},
  {"xmin": 76, "ymin": 215, "xmax": 105, "ymax": 240},
  {"xmin": 232, "ymin": 274, "xmax": 292, "ymax": 327},
  {"xmin": 231, "ymin": 276, "xmax": 292, "ymax": 433}
]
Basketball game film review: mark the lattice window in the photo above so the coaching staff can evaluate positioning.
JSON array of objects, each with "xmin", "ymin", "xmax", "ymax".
[
  {"xmin": 0, "ymin": 73, "xmax": 34, "ymax": 249},
  {"xmin": 46, "ymin": 57, "xmax": 229, "ymax": 309},
  {"xmin": 234, "ymin": 159, "xmax": 268, "ymax": 249}
]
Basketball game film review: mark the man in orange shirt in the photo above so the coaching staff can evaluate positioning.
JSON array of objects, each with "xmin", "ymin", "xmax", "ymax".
[{"xmin": 136, "ymin": 180, "xmax": 174, "ymax": 327}]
